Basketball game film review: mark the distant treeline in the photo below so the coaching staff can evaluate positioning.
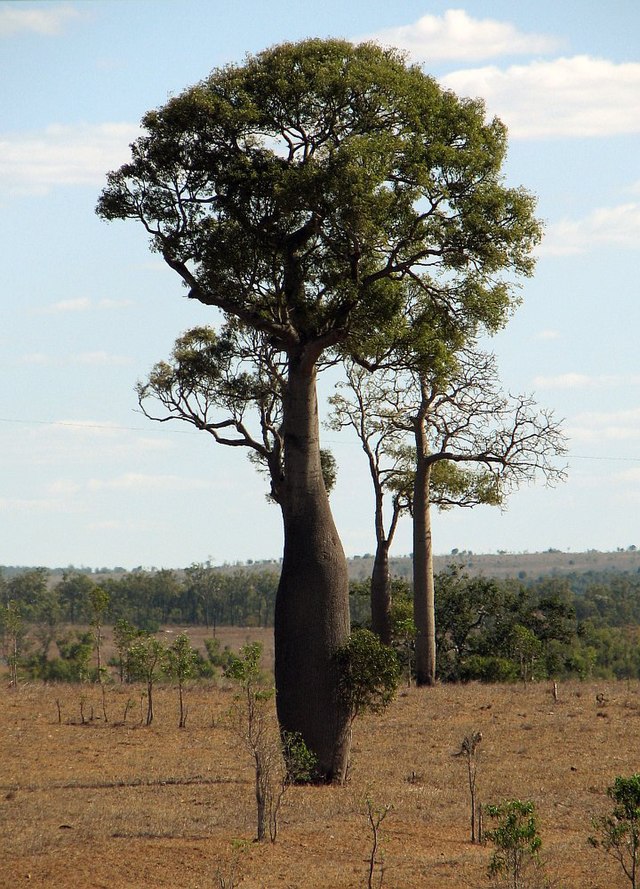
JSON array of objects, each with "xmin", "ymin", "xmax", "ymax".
[{"xmin": 4, "ymin": 563, "xmax": 640, "ymax": 682}]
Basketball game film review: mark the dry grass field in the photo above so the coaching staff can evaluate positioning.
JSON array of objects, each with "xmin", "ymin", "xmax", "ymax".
[{"xmin": 1, "ymin": 627, "xmax": 639, "ymax": 888}]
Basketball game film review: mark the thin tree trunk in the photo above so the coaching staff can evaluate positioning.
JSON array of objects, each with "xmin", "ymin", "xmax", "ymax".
[
  {"xmin": 274, "ymin": 354, "xmax": 351, "ymax": 783},
  {"xmin": 371, "ymin": 539, "xmax": 392, "ymax": 645},
  {"xmin": 413, "ymin": 417, "xmax": 436, "ymax": 686}
]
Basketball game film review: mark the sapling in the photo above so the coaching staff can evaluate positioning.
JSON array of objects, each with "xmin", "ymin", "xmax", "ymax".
[
  {"xmin": 128, "ymin": 634, "xmax": 165, "ymax": 725},
  {"xmin": 485, "ymin": 799, "xmax": 544, "ymax": 889},
  {"xmin": 225, "ymin": 642, "xmax": 285, "ymax": 842},
  {"xmin": 454, "ymin": 730, "xmax": 483, "ymax": 843},
  {"xmin": 589, "ymin": 774, "xmax": 640, "ymax": 888},
  {"xmin": 365, "ymin": 798, "xmax": 391, "ymax": 889},
  {"xmin": 164, "ymin": 632, "xmax": 198, "ymax": 728}
]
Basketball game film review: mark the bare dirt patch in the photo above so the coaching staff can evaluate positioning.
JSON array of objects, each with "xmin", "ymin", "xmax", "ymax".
[{"xmin": 1, "ymin": 651, "xmax": 637, "ymax": 887}]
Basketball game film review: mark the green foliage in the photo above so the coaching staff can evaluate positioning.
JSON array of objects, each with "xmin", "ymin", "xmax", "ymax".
[
  {"xmin": 164, "ymin": 632, "xmax": 198, "ymax": 728},
  {"xmin": 225, "ymin": 642, "xmax": 267, "ymax": 690},
  {"xmin": 112, "ymin": 618, "xmax": 140, "ymax": 683},
  {"xmin": 225, "ymin": 642, "xmax": 282, "ymax": 840},
  {"xmin": 164, "ymin": 633, "xmax": 198, "ymax": 682},
  {"xmin": 8, "ymin": 562, "xmax": 640, "ymax": 685},
  {"xmin": 485, "ymin": 799, "xmax": 543, "ymax": 888},
  {"xmin": 590, "ymin": 774, "xmax": 640, "ymax": 887},
  {"xmin": 205, "ymin": 637, "xmax": 234, "ymax": 670},
  {"xmin": 281, "ymin": 732, "xmax": 319, "ymax": 785},
  {"xmin": 389, "ymin": 591, "xmax": 416, "ymax": 685},
  {"xmin": 98, "ymin": 38, "xmax": 541, "ymax": 371},
  {"xmin": 336, "ymin": 629, "xmax": 400, "ymax": 721},
  {"xmin": 459, "ymin": 655, "xmax": 519, "ymax": 684},
  {"xmin": 128, "ymin": 634, "xmax": 165, "ymax": 725}
]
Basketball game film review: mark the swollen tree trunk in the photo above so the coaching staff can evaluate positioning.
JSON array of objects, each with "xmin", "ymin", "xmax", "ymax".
[
  {"xmin": 274, "ymin": 353, "xmax": 352, "ymax": 783},
  {"xmin": 413, "ymin": 417, "xmax": 436, "ymax": 686}
]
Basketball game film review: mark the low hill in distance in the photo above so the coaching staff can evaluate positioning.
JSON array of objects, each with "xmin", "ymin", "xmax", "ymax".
[
  {"xmin": 349, "ymin": 547, "xmax": 640, "ymax": 582},
  {"xmin": 4, "ymin": 548, "xmax": 640, "ymax": 582}
]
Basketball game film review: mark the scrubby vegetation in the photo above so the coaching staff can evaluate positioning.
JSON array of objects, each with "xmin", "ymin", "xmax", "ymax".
[{"xmin": 4, "ymin": 562, "xmax": 640, "ymax": 685}]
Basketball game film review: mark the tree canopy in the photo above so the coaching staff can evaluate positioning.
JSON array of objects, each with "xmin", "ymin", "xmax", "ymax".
[{"xmin": 97, "ymin": 38, "xmax": 540, "ymax": 362}]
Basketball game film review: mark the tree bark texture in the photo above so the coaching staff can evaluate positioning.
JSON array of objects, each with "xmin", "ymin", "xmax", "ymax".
[
  {"xmin": 274, "ymin": 355, "xmax": 352, "ymax": 782},
  {"xmin": 413, "ymin": 421, "xmax": 437, "ymax": 686}
]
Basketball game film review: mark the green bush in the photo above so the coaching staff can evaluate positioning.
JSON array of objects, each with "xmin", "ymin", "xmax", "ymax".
[
  {"xmin": 459, "ymin": 655, "xmax": 519, "ymax": 683},
  {"xmin": 336, "ymin": 628, "xmax": 400, "ymax": 721}
]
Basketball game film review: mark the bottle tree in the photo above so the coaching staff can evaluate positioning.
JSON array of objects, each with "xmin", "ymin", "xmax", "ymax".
[{"xmin": 97, "ymin": 38, "xmax": 540, "ymax": 780}]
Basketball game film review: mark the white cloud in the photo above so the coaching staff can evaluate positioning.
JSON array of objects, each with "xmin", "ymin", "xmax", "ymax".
[
  {"xmin": 442, "ymin": 56, "xmax": 640, "ymax": 139},
  {"xmin": 19, "ymin": 352, "xmax": 50, "ymax": 365},
  {"xmin": 0, "ymin": 3, "xmax": 80, "ymax": 36},
  {"xmin": 0, "ymin": 122, "xmax": 139, "ymax": 195},
  {"xmin": 535, "ymin": 373, "xmax": 640, "ymax": 390},
  {"xmin": 37, "ymin": 297, "xmax": 91, "ymax": 314},
  {"xmin": 47, "ymin": 479, "xmax": 82, "ymax": 496},
  {"xmin": 534, "ymin": 373, "xmax": 594, "ymax": 390},
  {"xmin": 363, "ymin": 9, "xmax": 559, "ymax": 62},
  {"xmin": 534, "ymin": 329, "xmax": 561, "ymax": 341},
  {"xmin": 540, "ymin": 202, "xmax": 640, "ymax": 256},
  {"xmin": 616, "ymin": 468, "xmax": 640, "ymax": 482}
]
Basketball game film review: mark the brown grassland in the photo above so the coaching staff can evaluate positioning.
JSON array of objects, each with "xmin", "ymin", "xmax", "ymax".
[{"xmin": 1, "ymin": 626, "xmax": 639, "ymax": 888}]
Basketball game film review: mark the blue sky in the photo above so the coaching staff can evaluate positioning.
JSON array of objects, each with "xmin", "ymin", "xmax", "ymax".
[{"xmin": 1, "ymin": 1, "xmax": 639, "ymax": 569}]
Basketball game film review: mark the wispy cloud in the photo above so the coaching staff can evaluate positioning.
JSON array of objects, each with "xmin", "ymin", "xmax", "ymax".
[
  {"xmin": 88, "ymin": 473, "xmax": 215, "ymax": 492},
  {"xmin": 33, "ymin": 297, "xmax": 133, "ymax": 314},
  {"xmin": 0, "ymin": 496, "xmax": 84, "ymax": 513},
  {"xmin": 534, "ymin": 373, "xmax": 640, "ymax": 390},
  {"xmin": 0, "ymin": 122, "xmax": 139, "ymax": 195},
  {"xmin": 540, "ymin": 202, "xmax": 640, "ymax": 255},
  {"xmin": 0, "ymin": 3, "xmax": 80, "ymax": 36},
  {"xmin": 534, "ymin": 329, "xmax": 561, "ymax": 341},
  {"xmin": 362, "ymin": 9, "xmax": 559, "ymax": 62},
  {"xmin": 36, "ymin": 297, "xmax": 91, "ymax": 314},
  {"xmin": 442, "ymin": 56, "xmax": 640, "ymax": 139},
  {"xmin": 18, "ymin": 352, "xmax": 132, "ymax": 367},
  {"xmin": 72, "ymin": 351, "xmax": 131, "ymax": 367},
  {"xmin": 568, "ymin": 407, "xmax": 640, "ymax": 443}
]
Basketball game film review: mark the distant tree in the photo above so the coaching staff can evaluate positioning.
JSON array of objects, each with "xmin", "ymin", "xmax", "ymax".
[
  {"xmin": 183, "ymin": 562, "xmax": 223, "ymax": 629},
  {"xmin": 129, "ymin": 634, "xmax": 165, "ymax": 725},
  {"xmin": 1, "ymin": 600, "xmax": 26, "ymax": 686},
  {"xmin": 113, "ymin": 618, "xmax": 140, "ymax": 683},
  {"xmin": 3, "ymin": 568, "xmax": 48, "ymax": 611},
  {"xmin": 98, "ymin": 38, "xmax": 540, "ymax": 778},
  {"xmin": 328, "ymin": 363, "xmax": 412, "ymax": 643},
  {"xmin": 164, "ymin": 632, "xmax": 198, "ymax": 728},
  {"xmin": 88, "ymin": 586, "xmax": 110, "ymax": 676},
  {"xmin": 399, "ymin": 348, "xmax": 564, "ymax": 685},
  {"xmin": 55, "ymin": 571, "xmax": 95, "ymax": 623}
]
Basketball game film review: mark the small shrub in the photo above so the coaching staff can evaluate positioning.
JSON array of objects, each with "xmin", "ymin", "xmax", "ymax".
[
  {"xmin": 460, "ymin": 655, "xmax": 519, "ymax": 684},
  {"xmin": 589, "ymin": 774, "xmax": 640, "ymax": 887},
  {"xmin": 485, "ymin": 799, "xmax": 545, "ymax": 888},
  {"xmin": 336, "ymin": 628, "xmax": 400, "ymax": 722}
]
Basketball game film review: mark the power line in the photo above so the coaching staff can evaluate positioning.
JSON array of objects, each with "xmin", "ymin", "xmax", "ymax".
[
  {"xmin": 1, "ymin": 416, "xmax": 640, "ymax": 463},
  {"xmin": 0, "ymin": 416, "xmax": 199, "ymax": 435}
]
